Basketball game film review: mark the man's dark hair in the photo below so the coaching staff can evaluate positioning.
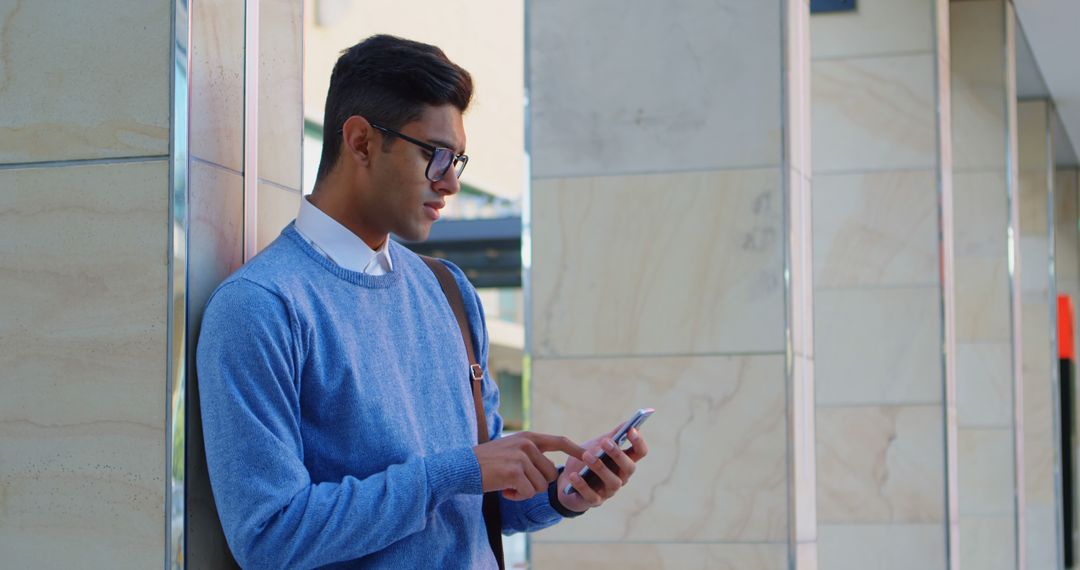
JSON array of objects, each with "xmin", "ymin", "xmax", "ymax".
[{"xmin": 316, "ymin": 35, "xmax": 473, "ymax": 183}]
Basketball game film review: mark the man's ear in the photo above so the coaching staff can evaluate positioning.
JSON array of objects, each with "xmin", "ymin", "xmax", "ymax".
[{"xmin": 341, "ymin": 115, "xmax": 375, "ymax": 165}]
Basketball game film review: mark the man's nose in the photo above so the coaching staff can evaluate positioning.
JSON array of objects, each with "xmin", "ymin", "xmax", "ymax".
[{"xmin": 433, "ymin": 166, "xmax": 461, "ymax": 196}]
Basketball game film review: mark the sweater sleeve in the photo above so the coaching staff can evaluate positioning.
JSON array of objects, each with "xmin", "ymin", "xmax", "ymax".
[
  {"xmin": 196, "ymin": 278, "xmax": 482, "ymax": 569},
  {"xmin": 441, "ymin": 262, "xmax": 566, "ymax": 534}
]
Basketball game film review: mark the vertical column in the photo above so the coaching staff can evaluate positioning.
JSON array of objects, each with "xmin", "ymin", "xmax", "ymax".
[
  {"xmin": 186, "ymin": 0, "xmax": 246, "ymax": 566},
  {"xmin": 949, "ymin": 2, "xmax": 1023, "ymax": 569},
  {"xmin": 255, "ymin": 0, "xmax": 304, "ymax": 252},
  {"xmin": 1056, "ymin": 164, "xmax": 1080, "ymax": 564},
  {"xmin": 526, "ymin": 1, "xmax": 814, "ymax": 568},
  {"xmin": 1018, "ymin": 98, "xmax": 1064, "ymax": 569},
  {"xmin": 0, "ymin": 1, "xmax": 173, "ymax": 568},
  {"xmin": 1057, "ymin": 164, "xmax": 1080, "ymax": 562},
  {"xmin": 810, "ymin": 0, "xmax": 957, "ymax": 567},
  {"xmin": 185, "ymin": 0, "xmax": 302, "ymax": 566}
]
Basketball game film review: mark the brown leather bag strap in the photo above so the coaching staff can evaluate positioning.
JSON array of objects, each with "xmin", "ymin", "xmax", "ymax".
[{"xmin": 420, "ymin": 256, "xmax": 505, "ymax": 570}]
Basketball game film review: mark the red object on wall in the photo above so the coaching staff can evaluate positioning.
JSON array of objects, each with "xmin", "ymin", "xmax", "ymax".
[{"xmin": 1060, "ymin": 295, "xmax": 1075, "ymax": 361}]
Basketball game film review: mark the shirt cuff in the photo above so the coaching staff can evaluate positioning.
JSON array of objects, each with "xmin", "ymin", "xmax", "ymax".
[
  {"xmin": 548, "ymin": 467, "xmax": 586, "ymax": 519},
  {"xmin": 425, "ymin": 446, "xmax": 483, "ymax": 505}
]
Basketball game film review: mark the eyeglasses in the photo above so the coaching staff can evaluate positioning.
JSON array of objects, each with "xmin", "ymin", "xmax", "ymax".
[{"xmin": 369, "ymin": 122, "xmax": 468, "ymax": 182}]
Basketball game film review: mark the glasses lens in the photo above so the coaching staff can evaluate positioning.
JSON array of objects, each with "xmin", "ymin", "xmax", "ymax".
[
  {"xmin": 454, "ymin": 155, "xmax": 467, "ymax": 179},
  {"xmin": 427, "ymin": 148, "xmax": 453, "ymax": 182}
]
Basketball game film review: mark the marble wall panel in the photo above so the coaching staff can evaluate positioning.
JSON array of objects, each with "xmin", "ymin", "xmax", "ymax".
[
  {"xmin": 811, "ymin": 55, "xmax": 938, "ymax": 173},
  {"xmin": 815, "ymin": 288, "xmax": 943, "ymax": 405},
  {"xmin": 953, "ymin": 256, "xmax": 1013, "ymax": 341},
  {"xmin": 528, "ymin": 0, "xmax": 783, "ymax": 178},
  {"xmin": 817, "ymin": 523, "xmax": 946, "ymax": 570},
  {"xmin": 812, "ymin": 170, "xmax": 939, "ymax": 288},
  {"xmin": 952, "ymin": 172, "xmax": 1009, "ymax": 258},
  {"xmin": 1018, "ymin": 101, "xmax": 1050, "ymax": 173},
  {"xmin": 530, "ymin": 170, "xmax": 785, "ymax": 358},
  {"xmin": 530, "ymin": 355, "xmax": 788, "ymax": 542},
  {"xmin": 530, "ymin": 542, "xmax": 787, "ymax": 570},
  {"xmin": 950, "ymin": 0, "xmax": 1009, "ymax": 172},
  {"xmin": 816, "ymin": 405, "xmax": 946, "ymax": 524},
  {"xmin": 958, "ymin": 515, "xmax": 1016, "ymax": 570},
  {"xmin": 189, "ymin": 163, "xmax": 245, "ymax": 316},
  {"xmin": 186, "ymin": 161, "xmax": 245, "ymax": 568},
  {"xmin": 190, "ymin": 0, "xmax": 245, "ymax": 170},
  {"xmin": 0, "ymin": 161, "xmax": 169, "ymax": 567},
  {"xmin": 956, "ymin": 428, "xmax": 1015, "ymax": 515},
  {"xmin": 1019, "ymin": 236, "xmax": 1051, "ymax": 297},
  {"xmin": 809, "ymin": 0, "xmax": 934, "ymax": 60},
  {"xmin": 256, "ymin": 182, "xmax": 301, "ymax": 253},
  {"xmin": 1056, "ymin": 168, "xmax": 1079, "ymax": 284},
  {"xmin": 1027, "ymin": 503, "xmax": 1059, "ymax": 570},
  {"xmin": 258, "ymin": 0, "xmax": 304, "ymax": 190},
  {"xmin": 955, "ymin": 341, "xmax": 1014, "ymax": 427},
  {"xmin": 1019, "ymin": 171, "xmax": 1051, "ymax": 235},
  {"xmin": 1022, "ymin": 302, "xmax": 1055, "ymax": 504},
  {"xmin": 0, "ymin": 2, "xmax": 170, "ymax": 164}
]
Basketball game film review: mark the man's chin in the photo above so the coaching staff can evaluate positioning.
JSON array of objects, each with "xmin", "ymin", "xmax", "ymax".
[{"xmin": 396, "ymin": 224, "xmax": 432, "ymax": 243}]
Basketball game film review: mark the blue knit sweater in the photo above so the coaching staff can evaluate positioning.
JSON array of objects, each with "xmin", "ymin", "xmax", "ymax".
[{"xmin": 196, "ymin": 222, "xmax": 563, "ymax": 569}]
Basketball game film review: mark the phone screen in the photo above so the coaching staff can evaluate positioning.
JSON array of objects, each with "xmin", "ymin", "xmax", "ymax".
[{"xmin": 564, "ymin": 408, "xmax": 654, "ymax": 496}]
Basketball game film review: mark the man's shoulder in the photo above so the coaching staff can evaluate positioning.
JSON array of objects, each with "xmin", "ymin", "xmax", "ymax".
[{"xmin": 205, "ymin": 233, "xmax": 310, "ymax": 312}]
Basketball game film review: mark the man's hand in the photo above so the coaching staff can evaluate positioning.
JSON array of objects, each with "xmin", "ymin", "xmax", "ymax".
[
  {"xmin": 555, "ymin": 425, "xmax": 649, "ymax": 513},
  {"xmin": 474, "ymin": 432, "xmax": 586, "ymax": 501}
]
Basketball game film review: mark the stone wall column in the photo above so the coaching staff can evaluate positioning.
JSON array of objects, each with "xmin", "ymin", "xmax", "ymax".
[
  {"xmin": 950, "ymin": 1, "xmax": 1024, "ymax": 568},
  {"xmin": 810, "ymin": 0, "xmax": 958, "ymax": 567},
  {"xmin": 0, "ymin": 1, "xmax": 174, "ymax": 567},
  {"xmin": 1018, "ymin": 98, "xmax": 1065, "ymax": 569},
  {"xmin": 1056, "ymin": 164, "xmax": 1080, "ymax": 568},
  {"xmin": 526, "ymin": 1, "xmax": 815, "ymax": 567},
  {"xmin": 184, "ymin": 0, "xmax": 303, "ymax": 567}
]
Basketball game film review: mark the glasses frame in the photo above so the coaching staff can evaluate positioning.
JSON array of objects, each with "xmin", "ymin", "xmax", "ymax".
[{"xmin": 368, "ymin": 122, "xmax": 468, "ymax": 182}]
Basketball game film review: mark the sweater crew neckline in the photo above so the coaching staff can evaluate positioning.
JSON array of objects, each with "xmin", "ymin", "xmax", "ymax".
[{"xmin": 283, "ymin": 222, "xmax": 406, "ymax": 289}]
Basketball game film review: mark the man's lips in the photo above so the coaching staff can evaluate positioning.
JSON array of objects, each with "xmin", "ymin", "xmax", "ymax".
[{"xmin": 423, "ymin": 201, "xmax": 444, "ymax": 221}]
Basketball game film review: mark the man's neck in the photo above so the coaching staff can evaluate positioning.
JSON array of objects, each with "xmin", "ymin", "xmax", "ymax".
[{"xmin": 308, "ymin": 180, "xmax": 388, "ymax": 251}]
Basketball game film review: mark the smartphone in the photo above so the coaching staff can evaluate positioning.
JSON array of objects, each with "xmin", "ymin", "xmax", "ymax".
[{"xmin": 564, "ymin": 407, "xmax": 654, "ymax": 496}]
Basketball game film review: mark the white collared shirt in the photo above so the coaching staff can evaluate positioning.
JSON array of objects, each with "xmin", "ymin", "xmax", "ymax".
[{"xmin": 294, "ymin": 195, "xmax": 393, "ymax": 275}]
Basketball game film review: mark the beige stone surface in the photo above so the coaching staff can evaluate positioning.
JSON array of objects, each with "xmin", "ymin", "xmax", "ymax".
[
  {"xmin": 190, "ymin": 0, "xmax": 245, "ymax": 170},
  {"xmin": 528, "ymin": 0, "xmax": 783, "ymax": 177},
  {"xmin": 957, "ymin": 428, "xmax": 1016, "ymax": 515},
  {"xmin": 530, "ymin": 542, "xmax": 787, "ymax": 570},
  {"xmin": 0, "ymin": 1, "xmax": 170, "ymax": 163},
  {"xmin": 810, "ymin": 0, "xmax": 934, "ymax": 60},
  {"xmin": 530, "ymin": 170, "xmax": 785, "ymax": 358},
  {"xmin": 954, "ymin": 255, "xmax": 1013, "ymax": 341},
  {"xmin": 958, "ymin": 515, "xmax": 1016, "ymax": 570},
  {"xmin": 816, "ymin": 406, "xmax": 946, "ymax": 524},
  {"xmin": 189, "ymin": 161, "xmax": 245, "ymax": 316},
  {"xmin": 955, "ymin": 341, "xmax": 1014, "ymax": 427},
  {"xmin": 257, "ymin": 182, "xmax": 301, "ymax": 253},
  {"xmin": 817, "ymin": 523, "xmax": 947, "ymax": 570},
  {"xmin": 812, "ymin": 170, "xmax": 939, "ymax": 288},
  {"xmin": 812, "ymin": 54, "xmax": 939, "ymax": 173},
  {"xmin": 0, "ymin": 161, "xmax": 169, "ymax": 568},
  {"xmin": 259, "ymin": 0, "xmax": 304, "ymax": 190},
  {"xmin": 1018, "ymin": 100, "xmax": 1050, "ymax": 173},
  {"xmin": 531, "ymin": 355, "xmax": 788, "ymax": 542},
  {"xmin": 950, "ymin": 0, "xmax": 1009, "ymax": 172},
  {"xmin": 952, "ymin": 172, "xmax": 1009, "ymax": 259},
  {"xmin": 815, "ymin": 288, "xmax": 944, "ymax": 405}
]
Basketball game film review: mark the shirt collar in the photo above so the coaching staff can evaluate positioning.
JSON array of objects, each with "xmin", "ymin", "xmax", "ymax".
[{"xmin": 295, "ymin": 195, "xmax": 393, "ymax": 275}]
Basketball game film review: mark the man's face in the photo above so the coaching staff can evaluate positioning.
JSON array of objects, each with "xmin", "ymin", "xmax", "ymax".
[{"xmin": 367, "ymin": 104, "xmax": 466, "ymax": 242}]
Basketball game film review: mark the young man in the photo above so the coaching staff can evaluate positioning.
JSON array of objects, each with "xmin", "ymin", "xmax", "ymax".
[{"xmin": 196, "ymin": 35, "xmax": 648, "ymax": 569}]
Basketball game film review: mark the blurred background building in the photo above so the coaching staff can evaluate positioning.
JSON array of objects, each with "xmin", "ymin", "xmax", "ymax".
[{"xmin": 3, "ymin": 0, "xmax": 1080, "ymax": 569}]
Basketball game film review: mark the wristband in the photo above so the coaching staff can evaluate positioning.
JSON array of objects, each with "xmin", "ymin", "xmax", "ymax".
[{"xmin": 548, "ymin": 466, "xmax": 586, "ymax": 518}]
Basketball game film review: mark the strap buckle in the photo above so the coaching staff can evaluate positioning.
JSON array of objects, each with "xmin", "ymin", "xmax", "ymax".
[{"xmin": 470, "ymin": 363, "xmax": 484, "ymax": 381}]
